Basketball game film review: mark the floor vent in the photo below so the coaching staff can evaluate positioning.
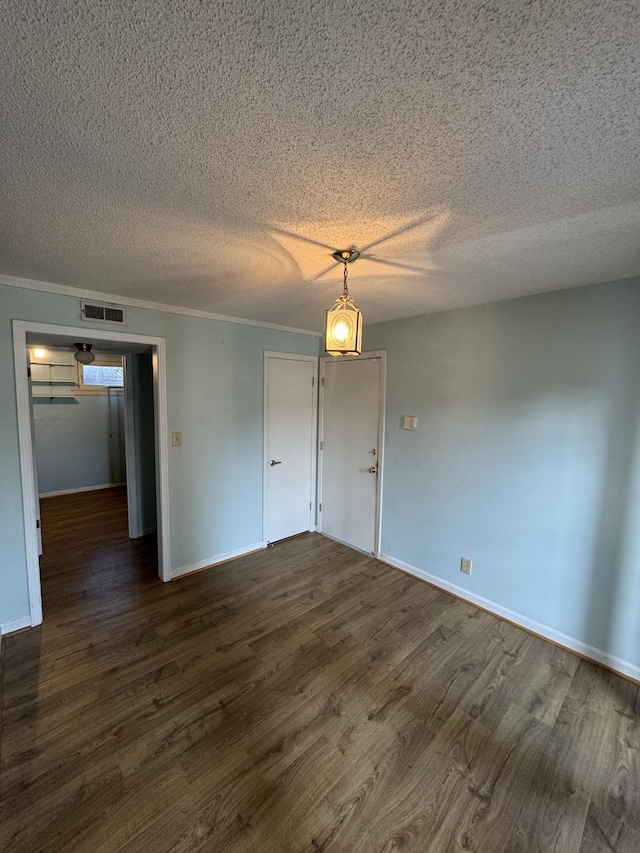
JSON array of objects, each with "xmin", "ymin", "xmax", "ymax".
[{"xmin": 81, "ymin": 301, "xmax": 127, "ymax": 324}]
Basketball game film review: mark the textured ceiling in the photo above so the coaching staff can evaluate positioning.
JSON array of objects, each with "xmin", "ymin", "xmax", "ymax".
[{"xmin": 2, "ymin": 0, "xmax": 639, "ymax": 332}]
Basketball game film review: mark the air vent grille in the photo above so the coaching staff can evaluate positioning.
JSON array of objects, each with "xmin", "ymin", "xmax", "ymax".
[
  {"xmin": 83, "ymin": 303, "xmax": 104, "ymax": 320},
  {"xmin": 104, "ymin": 307, "xmax": 125, "ymax": 323},
  {"xmin": 81, "ymin": 301, "xmax": 126, "ymax": 324}
]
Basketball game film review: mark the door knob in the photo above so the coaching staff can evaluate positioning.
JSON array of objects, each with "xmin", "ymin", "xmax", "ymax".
[
  {"xmin": 269, "ymin": 460, "xmax": 282, "ymax": 466},
  {"xmin": 368, "ymin": 465, "xmax": 377, "ymax": 474},
  {"xmin": 369, "ymin": 448, "xmax": 376, "ymax": 456}
]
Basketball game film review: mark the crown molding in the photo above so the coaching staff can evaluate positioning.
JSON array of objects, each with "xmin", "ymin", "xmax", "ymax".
[{"xmin": 0, "ymin": 273, "xmax": 322, "ymax": 337}]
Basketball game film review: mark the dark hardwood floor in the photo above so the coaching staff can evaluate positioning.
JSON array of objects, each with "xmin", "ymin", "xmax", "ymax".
[{"xmin": 1, "ymin": 488, "xmax": 639, "ymax": 852}]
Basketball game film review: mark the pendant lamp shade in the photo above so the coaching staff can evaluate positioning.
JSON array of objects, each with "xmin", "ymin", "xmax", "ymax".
[
  {"xmin": 325, "ymin": 294, "xmax": 362, "ymax": 356},
  {"xmin": 325, "ymin": 254, "xmax": 363, "ymax": 356}
]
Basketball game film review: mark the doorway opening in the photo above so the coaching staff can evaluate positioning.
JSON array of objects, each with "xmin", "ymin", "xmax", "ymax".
[{"xmin": 13, "ymin": 321, "xmax": 171, "ymax": 627}]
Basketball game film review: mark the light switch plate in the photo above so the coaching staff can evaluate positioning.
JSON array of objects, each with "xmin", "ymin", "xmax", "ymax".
[
  {"xmin": 403, "ymin": 416, "xmax": 417, "ymax": 430},
  {"xmin": 172, "ymin": 431, "xmax": 182, "ymax": 447}
]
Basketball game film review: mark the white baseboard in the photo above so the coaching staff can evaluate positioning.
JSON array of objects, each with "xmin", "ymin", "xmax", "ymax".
[
  {"xmin": 40, "ymin": 482, "xmax": 125, "ymax": 498},
  {"xmin": 380, "ymin": 553, "xmax": 640, "ymax": 683},
  {"xmin": 171, "ymin": 541, "xmax": 265, "ymax": 580},
  {"xmin": 0, "ymin": 615, "xmax": 32, "ymax": 636}
]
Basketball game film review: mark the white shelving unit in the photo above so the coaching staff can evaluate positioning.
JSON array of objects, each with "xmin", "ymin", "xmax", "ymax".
[{"xmin": 30, "ymin": 360, "xmax": 78, "ymax": 399}]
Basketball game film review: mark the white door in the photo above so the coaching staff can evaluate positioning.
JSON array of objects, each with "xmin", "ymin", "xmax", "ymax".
[
  {"xmin": 320, "ymin": 355, "xmax": 384, "ymax": 555},
  {"xmin": 264, "ymin": 354, "xmax": 317, "ymax": 544}
]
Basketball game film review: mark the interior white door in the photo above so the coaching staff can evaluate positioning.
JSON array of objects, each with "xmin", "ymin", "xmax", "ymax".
[
  {"xmin": 264, "ymin": 355, "xmax": 316, "ymax": 544},
  {"xmin": 320, "ymin": 356, "xmax": 383, "ymax": 554}
]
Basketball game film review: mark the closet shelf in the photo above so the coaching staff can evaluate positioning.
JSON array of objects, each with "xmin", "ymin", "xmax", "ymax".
[{"xmin": 31, "ymin": 380, "xmax": 77, "ymax": 386}]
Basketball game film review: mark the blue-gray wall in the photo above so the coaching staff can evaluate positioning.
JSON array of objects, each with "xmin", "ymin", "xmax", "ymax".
[
  {"xmin": 0, "ymin": 282, "xmax": 319, "ymax": 630},
  {"xmin": 33, "ymin": 394, "xmax": 125, "ymax": 494},
  {"xmin": 365, "ymin": 278, "xmax": 640, "ymax": 671}
]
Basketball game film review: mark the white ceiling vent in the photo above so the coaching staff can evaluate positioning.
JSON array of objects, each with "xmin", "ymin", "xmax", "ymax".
[{"xmin": 80, "ymin": 300, "xmax": 127, "ymax": 325}]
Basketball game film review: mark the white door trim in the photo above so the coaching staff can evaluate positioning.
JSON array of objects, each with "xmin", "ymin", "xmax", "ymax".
[
  {"xmin": 263, "ymin": 351, "xmax": 319, "ymax": 546},
  {"xmin": 12, "ymin": 320, "xmax": 172, "ymax": 627},
  {"xmin": 318, "ymin": 350, "xmax": 387, "ymax": 558}
]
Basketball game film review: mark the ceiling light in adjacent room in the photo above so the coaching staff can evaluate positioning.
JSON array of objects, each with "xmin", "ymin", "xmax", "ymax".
[{"xmin": 74, "ymin": 343, "xmax": 95, "ymax": 364}]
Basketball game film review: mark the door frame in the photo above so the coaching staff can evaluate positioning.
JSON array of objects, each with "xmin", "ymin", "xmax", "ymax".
[
  {"xmin": 13, "ymin": 320, "xmax": 172, "ymax": 627},
  {"xmin": 318, "ymin": 350, "xmax": 387, "ymax": 558},
  {"xmin": 263, "ymin": 351, "xmax": 319, "ymax": 546},
  {"xmin": 123, "ymin": 354, "xmax": 140, "ymax": 538},
  {"xmin": 123, "ymin": 354, "xmax": 157, "ymax": 539}
]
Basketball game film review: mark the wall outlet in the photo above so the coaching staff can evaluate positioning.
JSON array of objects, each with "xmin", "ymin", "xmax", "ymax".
[
  {"xmin": 460, "ymin": 557, "xmax": 472, "ymax": 575},
  {"xmin": 172, "ymin": 431, "xmax": 182, "ymax": 447}
]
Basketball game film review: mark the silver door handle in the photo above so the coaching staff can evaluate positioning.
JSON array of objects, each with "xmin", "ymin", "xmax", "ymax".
[{"xmin": 269, "ymin": 460, "xmax": 282, "ymax": 466}]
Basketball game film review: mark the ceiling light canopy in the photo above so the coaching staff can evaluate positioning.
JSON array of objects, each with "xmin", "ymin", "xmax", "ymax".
[
  {"xmin": 331, "ymin": 248, "xmax": 360, "ymax": 264},
  {"xmin": 325, "ymin": 251, "xmax": 363, "ymax": 357},
  {"xmin": 74, "ymin": 343, "xmax": 95, "ymax": 364}
]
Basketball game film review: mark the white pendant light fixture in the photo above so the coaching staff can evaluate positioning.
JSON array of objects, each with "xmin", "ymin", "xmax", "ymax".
[
  {"xmin": 74, "ymin": 342, "xmax": 95, "ymax": 364},
  {"xmin": 325, "ymin": 249, "xmax": 363, "ymax": 356}
]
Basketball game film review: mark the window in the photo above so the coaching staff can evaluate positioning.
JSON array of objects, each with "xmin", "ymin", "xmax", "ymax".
[
  {"xmin": 82, "ymin": 364, "xmax": 124, "ymax": 387},
  {"xmin": 75, "ymin": 353, "xmax": 125, "ymax": 394}
]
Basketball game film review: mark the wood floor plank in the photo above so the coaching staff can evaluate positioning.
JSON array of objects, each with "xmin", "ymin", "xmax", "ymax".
[
  {"xmin": 1, "ymin": 487, "xmax": 639, "ymax": 852},
  {"xmin": 317, "ymin": 708, "xmax": 487, "ymax": 852},
  {"xmin": 586, "ymin": 674, "xmax": 640, "ymax": 832},
  {"xmin": 579, "ymin": 800, "xmax": 640, "ymax": 852}
]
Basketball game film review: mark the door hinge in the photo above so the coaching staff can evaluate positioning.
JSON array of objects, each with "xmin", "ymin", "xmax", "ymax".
[
  {"xmin": 36, "ymin": 519, "xmax": 41, "ymax": 529},
  {"xmin": 309, "ymin": 501, "xmax": 312, "ymax": 510},
  {"xmin": 321, "ymin": 377, "xmax": 325, "ymax": 386},
  {"xmin": 311, "ymin": 376, "xmax": 315, "ymax": 387},
  {"xmin": 320, "ymin": 440, "xmax": 323, "ymax": 450},
  {"xmin": 319, "ymin": 503, "xmax": 322, "ymax": 511}
]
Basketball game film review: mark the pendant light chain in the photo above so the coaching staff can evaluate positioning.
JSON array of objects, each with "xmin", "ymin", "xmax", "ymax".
[{"xmin": 342, "ymin": 261, "xmax": 349, "ymax": 298}]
